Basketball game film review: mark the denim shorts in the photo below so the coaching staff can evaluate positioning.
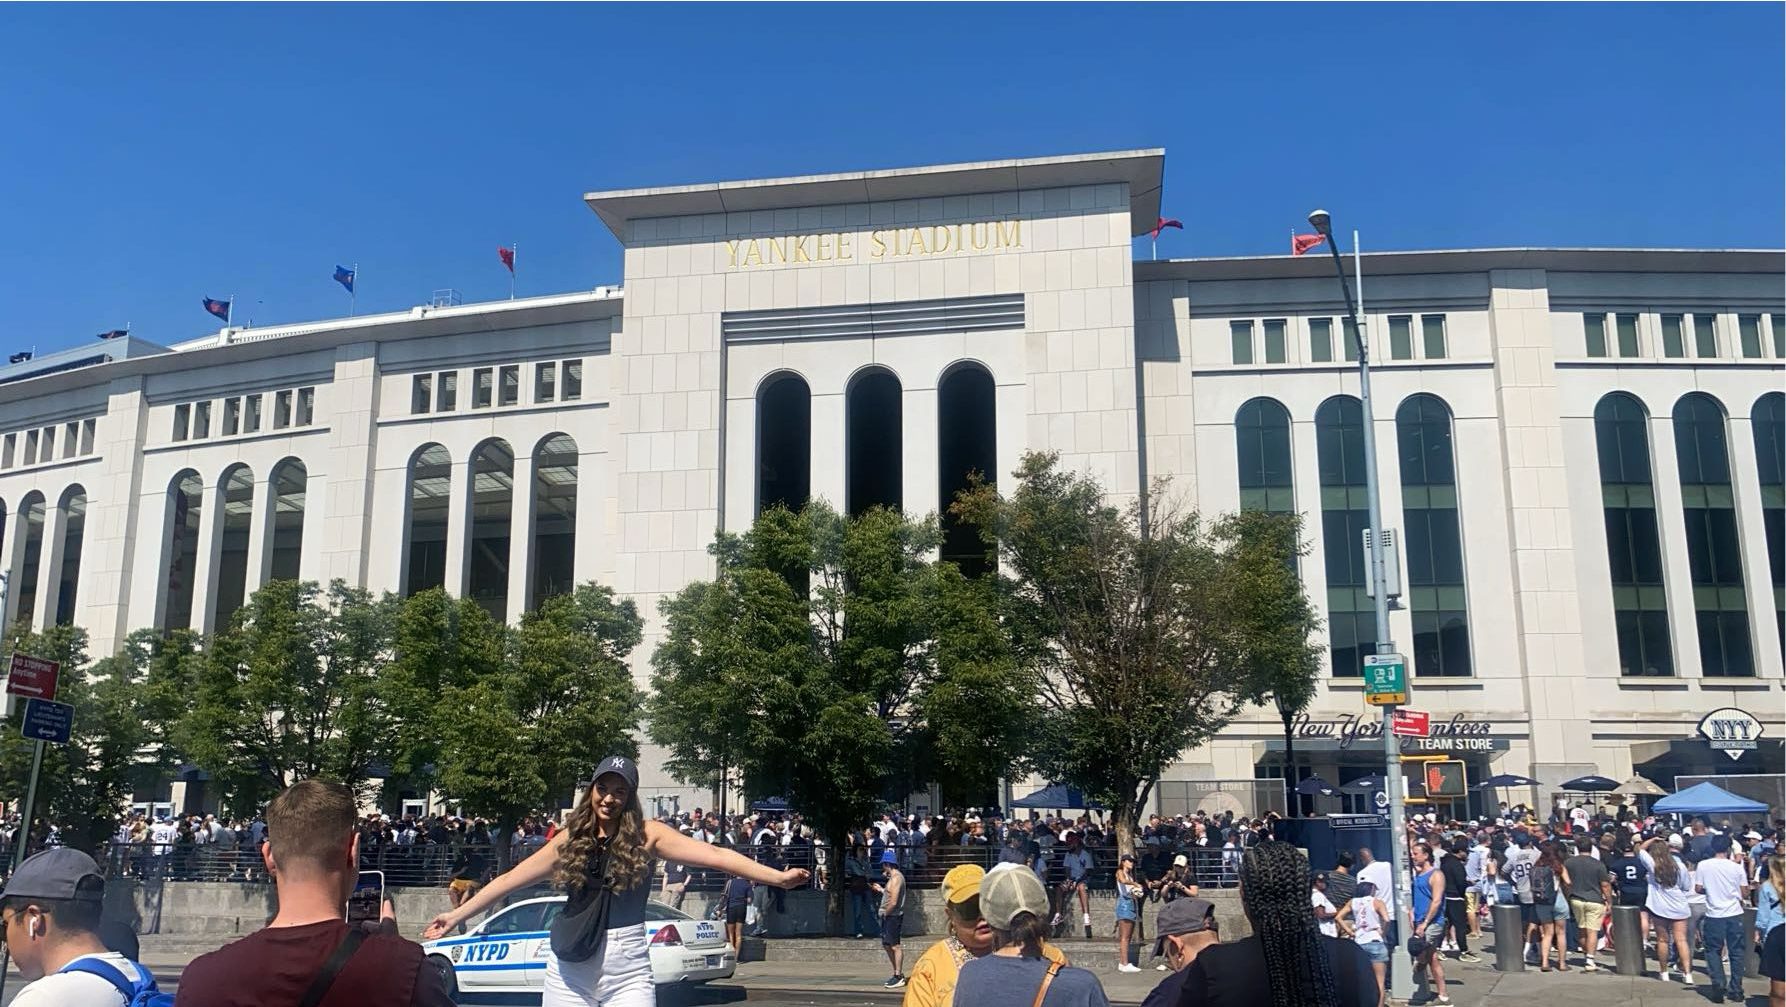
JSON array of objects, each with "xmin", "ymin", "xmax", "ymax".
[{"xmin": 1357, "ymin": 939, "xmax": 1389, "ymax": 964}]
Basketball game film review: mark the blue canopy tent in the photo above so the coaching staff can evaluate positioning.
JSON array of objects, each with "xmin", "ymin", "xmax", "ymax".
[
  {"xmin": 1650, "ymin": 782, "xmax": 1768, "ymax": 816},
  {"xmin": 1010, "ymin": 784, "xmax": 1104, "ymax": 810}
]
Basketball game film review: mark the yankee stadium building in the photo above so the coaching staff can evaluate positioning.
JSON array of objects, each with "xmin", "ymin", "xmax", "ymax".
[{"xmin": 0, "ymin": 151, "xmax": 1780, "ymax": 817}]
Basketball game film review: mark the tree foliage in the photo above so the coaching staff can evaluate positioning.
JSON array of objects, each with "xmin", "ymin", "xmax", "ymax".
[
  {"xmin": 955, "ymin": 452, "xmax": 1320, "ymax": 854},
  {"xmin": 434, "ymin": 584, "xmax": 644, "ymax": 865}
]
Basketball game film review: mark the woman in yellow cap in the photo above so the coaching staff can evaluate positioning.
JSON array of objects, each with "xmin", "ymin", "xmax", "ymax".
[{"xmin": 903, "ymin": 864, "xmax": 1067, "ymax": 1007}]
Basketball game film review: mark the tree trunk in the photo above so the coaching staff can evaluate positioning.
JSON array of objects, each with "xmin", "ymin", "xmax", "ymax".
[{"xmin": 1116, "ymin": 779, "xmax": 1152, "ymax": 857}]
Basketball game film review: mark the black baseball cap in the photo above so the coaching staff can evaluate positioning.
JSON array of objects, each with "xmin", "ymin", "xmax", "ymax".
[
  {"xmin": 591, "ymin": 755, "xmax": 639, "ymax": 790},
  {"xmin": 1152, "ymin": 897, "xmax": 1216, "ymax": 956},
  {"xmin": 0, "ymin": 848, "xmax": 105, "ymax": 903}
]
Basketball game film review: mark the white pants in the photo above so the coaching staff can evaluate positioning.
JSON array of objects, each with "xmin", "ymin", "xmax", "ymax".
[{"xmin": 544, "ymin": 923, "xmax": 655, "ymax": 1007}]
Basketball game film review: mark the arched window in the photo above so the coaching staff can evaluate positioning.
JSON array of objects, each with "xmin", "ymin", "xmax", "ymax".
[
  {"xmin": 1594, "ymin": 393, "xmax": 1672, "ymax": 676},
  {"xmin": 11, "ymin": 492, "xmax": 45, "ymax": 628},
  {"xmin": 405, "ymin": 445, "xmax": 451, "ymax": 597},
  {"xmin": 53, "ymin": 486, "xmax": 86, "ymax": 627},
  {"xmin": 269, "ymin": 459, "xmax": 308, "ymax": 582},
  {"xmin": 1674, "ymin": 392, "xmax": 1752, "ymax": 676},
  {"xmin": 1315, "ymin": 396, "xmax": 1373, "ymax": 676},
  {"xmin": 467, "ymin": 439, "xmax": 515, "ymax": 622},
  {"xmin": 214, "ymin": 465, "xmax": 255, "ymax": 628},
  {"xmin": 1752, "ymin": 391, "xmax": 1784, "ymax": 660},
  {"xmin": 1236, "ymin": 398, "xmax": 1293, "ymax": 514},
  {"xmin": 847, "ymin": 369, "xmax": 903, "ymax": 516},
  {"xmin": 164, "ymin": 472, "xmax": 203, "ymax": 631},
  {"xmin": 532, "ymin": 434, "xmax": 578, "ymax": 606},
  {"xmin": 938, "ymin": 363, "xmax": 996, "ymax": 574},
  {"xmin": 757, "ymin": 373, "xmax": 811, "ymax": 516},
  {"xmin": 1396, "ymin": 394, "xmax": 1471, "ymax": 678}
]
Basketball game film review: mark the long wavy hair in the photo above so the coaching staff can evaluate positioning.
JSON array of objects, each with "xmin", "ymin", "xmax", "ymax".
[
  {"xmin": 1238, "ymin": 841, "xmax": 1338, "ymax": 1007},
  {"xmin": 555, "ymin": 783, "xmax": 649, "ymax": 895},
  {"xmin": 1645, "ymin": 838, "xmax": 1680, "ymax": 887}
]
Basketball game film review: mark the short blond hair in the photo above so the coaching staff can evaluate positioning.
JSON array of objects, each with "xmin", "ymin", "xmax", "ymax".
[{"xmin": 266, "ymin": 779, "xmax": 356, "ymax": 868}]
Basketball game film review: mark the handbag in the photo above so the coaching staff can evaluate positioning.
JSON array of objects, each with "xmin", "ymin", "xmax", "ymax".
[{"xmin": 550, "ymin": 847, "xmax": 615, "ymax": 963}]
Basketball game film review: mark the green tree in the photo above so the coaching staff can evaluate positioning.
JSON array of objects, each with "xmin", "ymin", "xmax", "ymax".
[
  {"xmin": 955, "ymin": 453, "xmax": 1321, "ymax": 854},
  {"xmin": 0, "ymin": 624, "xmax": 171, "ymax": 853},
  {"xmin": 434, "ymin": 583, "xmax": 643, "ymax": 867},
  {"xmin": 379, "ymin": 589, "xmax": 504, "ymax": 804},
  {"xmin": 177, "ymin": 579, "xmax": 391, "ymax": 813},
  {"xmin": 652, "ymin": 503, "xmax": 1031, "ymax": 913}
]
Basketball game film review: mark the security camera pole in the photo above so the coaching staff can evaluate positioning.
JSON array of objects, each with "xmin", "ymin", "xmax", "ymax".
[{"xmin": 1307, "ymin": 209, "xmax": 1413, "ymax": 997}]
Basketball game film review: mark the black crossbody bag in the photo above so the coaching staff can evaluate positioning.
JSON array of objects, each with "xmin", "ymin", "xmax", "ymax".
[{"xmin": 550, "ymin": 845, "xmax": 614, "ymax": 962}]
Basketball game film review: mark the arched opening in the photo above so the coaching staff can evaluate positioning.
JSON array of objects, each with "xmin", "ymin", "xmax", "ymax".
[
  {"xmin": 1594, "ymin": 393, "xmax": 1671, "ymax": 676},
  {"xmin": 1674, "ymin": 392, "xmax": 1751, "ymax": 676},
  {"xmin": 164, "ymin": 472, "xmax": 203, "ymax": 631},
  {"xmin": 405, "ymin": 445, "xmax": 451, "ymax": 597},
  {"xmin": 532, "ymin": 434, "xmax": 578, "ymax": 607},
  {"xmin": 1315, "ymin": 396, "xmax": 1372, "ymax": 676},
  {"xmin": 269, "ymin": 459, "xmax": 308, "ymax": 582},
  {"xmin": 756, "ymin": 373, "xmax": 811, "ymax": 517},
  {"xmin": 11, "ymin": 492, "xmax": 45, "ymax": 628},
  {"xmin": 1236, "ymin": 397, "xmax": 1294, "ymax": 514},
  {"xmin": 54, "ymin": 486, "xmax": 86, "ymax": 627},
  {"xmin": 467, "ymin": 439, "xmax": 515, "ymax": 622},
  {"xmin": 1754, "ymin": 392, "xmax": 1784, "ymax": 660},
  {"xmin": 938, "ymin": 363, "xmax": 996, "ymax": 575},
  {"xmin": 1395, "ymin": 394, "xmax": 1470, "ymax": 678},
  {"xmin": 213, "ymin": 465, "xmax": 255, "ymax": 628},
  {"xmin": 847, "ymin": 369, "xmax": 903, "ymax": 517}
]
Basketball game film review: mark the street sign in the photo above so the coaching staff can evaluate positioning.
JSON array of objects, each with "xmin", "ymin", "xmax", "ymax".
[
  {"xmin": 5, "ymin": 654, "xmax": 59, "ymax": 701},
  {"xmin": 1391, "ymin": 709, "xmax": 1431, "ymax": 738},
  {"xmin": 1362, "ymin": 654, "xmax": 1406, "ymax": 706},
  {"xmin": 21, "ymin": 699, "xmax": 72, "ymax": 744}
]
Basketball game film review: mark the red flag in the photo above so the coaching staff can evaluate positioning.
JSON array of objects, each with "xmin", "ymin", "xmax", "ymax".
[
  {"xmin": 1292, "ymin": 233, "xmax": 1326, "ymax": 256},
  {"xmin": 498, "ymin": 246, "xmax": 515, "ymax": 273},
  {"xmin": 1150, "ymin": 216, "xmax": 1184, "ymax": 241}
]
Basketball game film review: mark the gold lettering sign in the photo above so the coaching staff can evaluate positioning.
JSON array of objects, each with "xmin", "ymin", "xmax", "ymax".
[{"xmin": 723, "ymin": 220, "xmax": 1022, "ymax": 270}]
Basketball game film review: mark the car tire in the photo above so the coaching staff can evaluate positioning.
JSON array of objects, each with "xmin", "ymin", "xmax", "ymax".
[{"xmin": 428, "ymin": 954, "xmax": 459, "ymax": 1000}]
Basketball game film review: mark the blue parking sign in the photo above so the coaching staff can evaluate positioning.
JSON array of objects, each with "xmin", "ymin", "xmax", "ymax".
[{"xmin": 22, "ymin": 699, "xmax": 72, "ymax": 744}]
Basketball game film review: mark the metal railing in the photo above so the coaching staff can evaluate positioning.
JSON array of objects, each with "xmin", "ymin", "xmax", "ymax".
[{"xmin": 98, "ymin": 842, "xmax": 506, "ymax": 887}]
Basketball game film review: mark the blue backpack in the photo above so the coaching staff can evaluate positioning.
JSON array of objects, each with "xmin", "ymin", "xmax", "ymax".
[{"xmin": 57, "ymin": 956, "xmax": 174, "ymax": 1007}]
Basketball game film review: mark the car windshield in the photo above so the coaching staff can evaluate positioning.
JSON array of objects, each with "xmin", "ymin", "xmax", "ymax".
[{"xmin": 647, "ymin": 901, "xmax": 691, "ymax": 920}]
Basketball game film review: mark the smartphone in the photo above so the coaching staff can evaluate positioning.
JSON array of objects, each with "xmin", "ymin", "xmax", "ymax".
[{"xmin": 347, "ymin": 870, "xmax": 384, "ymax": 925}]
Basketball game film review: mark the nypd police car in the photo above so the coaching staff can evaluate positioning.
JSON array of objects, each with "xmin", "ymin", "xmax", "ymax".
[{"xmin": 422, "ymin": 896, "xmax": 736, "ymax": 998}]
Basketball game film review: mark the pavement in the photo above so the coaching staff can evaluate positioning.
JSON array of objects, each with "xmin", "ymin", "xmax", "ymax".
[{"xmin": 0, "ymin": 931, "xmax": 1772, "ymax": 1006}]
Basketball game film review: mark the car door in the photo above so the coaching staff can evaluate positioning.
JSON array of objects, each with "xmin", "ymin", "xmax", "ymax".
[
  {"xmin": 462, "ymin": 900, "xmax": 554, "ymax": 992},
  {"xmin": 525, "ymin": 900, "xmax": 567, "ymax": 988}
]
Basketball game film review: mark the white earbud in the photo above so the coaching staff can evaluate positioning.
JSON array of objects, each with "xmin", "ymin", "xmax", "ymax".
[{"xmin": 27, "ymin": 916, "xmax": 38, "ymax": 939}]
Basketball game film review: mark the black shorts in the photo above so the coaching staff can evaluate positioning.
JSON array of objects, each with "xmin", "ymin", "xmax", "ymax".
[
  {"xmin": 1762, "ymin": 923, "xmax": 1783, "ymax": 982},
  {"xmin": 881, "ymin": 913, "xmax": 903, "ymax": 947},
  {"xmin": 725, "ymin": 904, "xmax": 747, "ymax": 925},
  {"xmin": 1520, "ymin": 902, "xmax": 1539, "ymax": 927},
  {"xmin": 1616, "ymin": 890, "xmax": 1645, "ymax": 908}
]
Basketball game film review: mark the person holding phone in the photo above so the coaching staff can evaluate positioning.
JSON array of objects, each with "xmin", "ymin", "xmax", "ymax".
[{"xmin": 423, "ymin": 755, "xmax": 807, "ymax": 1007}]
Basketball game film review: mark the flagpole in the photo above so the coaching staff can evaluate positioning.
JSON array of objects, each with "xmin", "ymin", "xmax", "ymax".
[
  {"xmin": 1150, "ymin": 235, "xmax": 1156, "ymax": 262},
  {"xmin": 510, "ymin": 242, "xmax": 517, "ymax": 300},
  {"xmin": 227, "ymin": 293, "xmax": 234, "ymax": 329},
  {"xmin": 351, "ymin": 263, "xmax": 358, "ymax": 317}
]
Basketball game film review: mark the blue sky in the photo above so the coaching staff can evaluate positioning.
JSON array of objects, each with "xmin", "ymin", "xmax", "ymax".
[{"xmin": 1, "ymin": 3, "xmax": 1779, "ymax": 355}]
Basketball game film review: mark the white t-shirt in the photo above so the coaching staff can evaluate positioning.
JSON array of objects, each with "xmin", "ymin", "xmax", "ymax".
[
  {"xmin": 1357, "ymin": 860, "xmax": 1394, "ymax": 916},
  {"xmin": 13, "ymin": 952, "xmax": 148, "ymax": 1006},
  {"xmin": 1698, "ymin": 856, "xmax": 1747, "ymax": 919},
  {"xmin": 149, "ymin": 822, "xmax": 177, "ymax": 852},
  {"xmin": 1640, "ymin": 850, "xmax": 1693, "ymax": 920},
  {"xmin": 1312, "ymin": 890, "xmax": 1338, "ymax": 937},
  {"xmin": 1349, "ymin": 896, "xmax": 1384, "ymax": 944}
]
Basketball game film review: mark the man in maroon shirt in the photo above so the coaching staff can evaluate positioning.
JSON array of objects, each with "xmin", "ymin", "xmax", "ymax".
[{"xmin": 177, "ymin": 780, "xmax": 452, "ymax": 1006}]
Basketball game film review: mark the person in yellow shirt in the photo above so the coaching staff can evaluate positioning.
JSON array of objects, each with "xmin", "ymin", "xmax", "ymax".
[{"xmin": 903, "ymin": 863, "xmax": 1067, "ymax": 1007}]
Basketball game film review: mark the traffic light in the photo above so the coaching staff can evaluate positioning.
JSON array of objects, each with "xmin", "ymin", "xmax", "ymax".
[{"xmin": 1423, "ymin": 760, "xmax": 1466, "ymax": 798}]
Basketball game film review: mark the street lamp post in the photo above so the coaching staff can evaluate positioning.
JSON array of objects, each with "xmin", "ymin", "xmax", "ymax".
[{"xmin": 1308, "ymin": 210, "xmax": 1413, "ymax": 997}]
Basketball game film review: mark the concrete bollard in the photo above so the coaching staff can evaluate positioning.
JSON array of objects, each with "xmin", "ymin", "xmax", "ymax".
[
  {"xmin": 1611, "ymin": 905, "xmax": 1644, "ymax": 976},
  {"xmin": 1492, "ymin": 903, "xmax": 1525, "ymax": 972}
]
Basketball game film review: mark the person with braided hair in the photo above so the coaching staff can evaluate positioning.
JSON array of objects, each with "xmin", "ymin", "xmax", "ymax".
[{"xmin": 1173, "ymin": 840, "xmax": 1377, "ymax": 1007}]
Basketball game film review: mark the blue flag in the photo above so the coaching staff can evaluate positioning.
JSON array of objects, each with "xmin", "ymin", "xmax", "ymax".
[
  {"xmin": 333, "ymin": 265, "xmax": 355, "ymax": 293},
  {"xmin": 202, "ymin": 298, "xmax": 231, "ymax": 322}
]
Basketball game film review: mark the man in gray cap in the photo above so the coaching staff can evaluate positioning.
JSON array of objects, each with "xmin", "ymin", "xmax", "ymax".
[
  {"xmin": 1139, "ymin": 897, "xmax": 1218, "ymax": 1007},
  {"xmin": 0, "ymin": 847, "xmax": 160, "ymax": 1005}
]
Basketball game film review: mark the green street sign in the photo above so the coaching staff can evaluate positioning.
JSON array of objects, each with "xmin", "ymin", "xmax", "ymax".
[{"xmin": 1363, "ymin": 653, "xmax": 1407, "ymax": 706}]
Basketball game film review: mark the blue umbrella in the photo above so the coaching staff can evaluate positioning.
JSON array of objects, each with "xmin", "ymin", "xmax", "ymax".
[
  {"xmin": 1341, "ymin": 774, "xmax": 1387, "ymax": 792},
  {"xmin": 1559, "ymin": 775, "xmax": 1620, "ymax": 793},
  {"xmin": 1295, "ymin": 776, "xmax": 1338, "ymax": 797}
]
